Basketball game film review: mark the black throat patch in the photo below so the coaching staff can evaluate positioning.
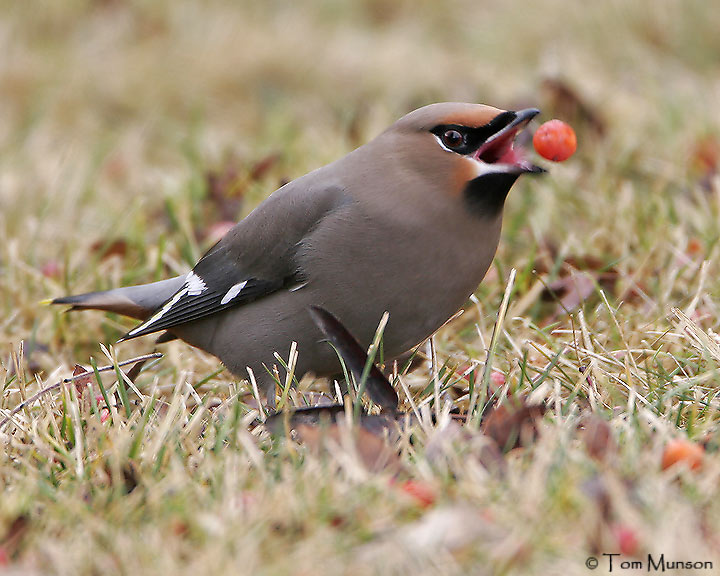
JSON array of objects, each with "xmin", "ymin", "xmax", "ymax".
[{"xmin": 463, "ymin": 172, "xmax": 520, "ymax": 218}]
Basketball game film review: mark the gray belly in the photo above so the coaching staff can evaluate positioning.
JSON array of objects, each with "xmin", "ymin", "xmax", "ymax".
[
  {"xmin": 172, "ymin": 241, "xmax": 497, "ymax": 385},
  {"xmin": 171, "ymin": 201, "xmax": 503, "ymax": 386},
  {"xmin": 171, "ymin": 288, "xmax": 336, "ymax": 382}
]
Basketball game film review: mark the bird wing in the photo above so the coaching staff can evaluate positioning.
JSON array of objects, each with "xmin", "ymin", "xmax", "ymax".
[{"xmin": 119, "ymin": 179, "xmax": 347, "ymax": 340}]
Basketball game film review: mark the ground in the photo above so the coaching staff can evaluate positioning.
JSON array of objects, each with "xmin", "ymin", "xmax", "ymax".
[{"xmin": 1, "ymin": 1, "xmax": 720, "ymax": 574}]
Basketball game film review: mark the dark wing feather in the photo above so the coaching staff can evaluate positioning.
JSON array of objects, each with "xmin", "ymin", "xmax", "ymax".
[
  {"xmin": 118, "ymin": 179, "xmax": 346, "ymax": 341},
  {"xmin": 118, "ymin": 277, "xmax": 283, "ymax": 341}
]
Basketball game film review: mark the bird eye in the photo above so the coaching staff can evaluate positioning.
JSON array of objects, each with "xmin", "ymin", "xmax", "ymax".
[{"xmin": 441, "ymin": 129, "xmax": 464, "ymax": 150}]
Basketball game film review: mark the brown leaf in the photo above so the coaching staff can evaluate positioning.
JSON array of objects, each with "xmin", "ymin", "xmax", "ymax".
[
  {"xmin": 295, "ymin": 422, "xmax": 402, "ymax": 474},
  {"xmin": 249, "ymin": 153, "xmax": 280, "ymax": 182},
  {"xmin": 71, "ymin": 364, "xmax": 94, "ymax": 399},
  {"xmin": 481, "ymin": 395, "xmax": 545, "ymax": 452},
  {"xmin": 71, "ymin": 360, "xmax": 144, "ymax": 415},
  {"xmin": 542, "ymin": 267, "xmax": 622, "ymax": 318},
  {"xmin": 522, "ymin": 246, "xmax": 643, "ymax": 320},
  {"xmin": 102, "ymin": 460, "xmax": 139, "ymax": 494},
  {"xmin": 0, "ymin": 515, "xmax": 30, "ymax": 560},
  {"xmin": 476, "ymin": 439, "xmax": 506, "ymax": 472},
  {"xmin": 581, "ymin": 414, "xmax": 615, "ymax": 462},
  {"xmin": 543, "ymin": 271, "xmax": 596, "ymax": 314},
  {"xmin": 563, "ymin": 254, "xmax": 608, "ymax": 271},
  {"xmin": 90, "ymin": 238, "xmax": 128, "ymax": 260},
  {"xmin": 541, "ymin": 78, "xmax": 606, "ymax": 138},
  {"xmin": 121, "ymin": 461, "xmax": 139, "ymax": 492}
]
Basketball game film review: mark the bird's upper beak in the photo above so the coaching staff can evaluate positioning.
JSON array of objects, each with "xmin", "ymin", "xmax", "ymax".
[{"xmin": 475, "ymin": 108, "xmax": 544, "ymax": 174}]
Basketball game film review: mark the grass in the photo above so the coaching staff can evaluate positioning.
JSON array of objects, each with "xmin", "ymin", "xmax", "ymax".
[{"xmin": 1, "ymin": 0, "xmax": 720, "ymax": 574}]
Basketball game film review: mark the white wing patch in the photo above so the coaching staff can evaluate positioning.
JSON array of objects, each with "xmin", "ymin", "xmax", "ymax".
[
  {"xmin": 126, "ymin": 287, "xmax": 189, "ymax": 337},
  {"xmin": 186, "ymin": 272, "xmax": 207, "ymax": 296},
  {"xmin": 220, "ymin": 281, "xmax": 248, "ymax": 305},
  {"xmin": 288, "ymin": 280, "xmax": 308, "ymax": 292}
]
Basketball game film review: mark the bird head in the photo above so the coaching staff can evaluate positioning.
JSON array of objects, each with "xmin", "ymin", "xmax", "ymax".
[{"xmin": 384, "ymin": 102, "xmax": 544, "ymax": 217}]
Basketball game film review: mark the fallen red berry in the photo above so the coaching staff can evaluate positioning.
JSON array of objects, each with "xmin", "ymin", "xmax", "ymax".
[
  {"xmin": 661, "ymin": 439, "xmax": 704, "ymax": 471},
  {"xmin": 490, "ymin": 370, "xmax": 506, "ymax": 389},
  {"xmin": 533, "ymin": 119, "xmax": 577, "ymax": 162},
  {"xmin": 397, "ymin": 480, "xmax": 436, "ymax": 508},
  {"xmin": 613, "ymin": 524, "xmax": 640, "ymax": 556}
]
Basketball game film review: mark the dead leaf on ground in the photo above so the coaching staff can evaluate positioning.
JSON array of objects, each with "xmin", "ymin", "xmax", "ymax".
[
  {"xmin": 90, "ymin": 238, "xmax": 128, "ymax": 261},
  {"xmin": 0, "ymin": 515, "xmax": 30, "ymax": 560},
  {"xmin": 542, "ymin": 270, "xmax": 601, "ymax": 316},
  {"xmin": 537, "ymin": 253, "xmax": 646, "ymax": 319},
  {"xmin": 295, "ymin": 422, "xmax": 402, "ymax": 474},
  {"xmin": 102, "ymin": 460, "xmax": 140, "ymax": 494},
  {"xmin": 480, "ymin": 395, "xmax": 545, "ymax": 453},
  {"xmin": 248, "ymin": 153, "xmax": 280, "ymax": 182},
  {"xmin": 521, "ymin": 246, "xmax": 646, "ymax": 321},
  {"xmin": 70, "ymin": 358, "xmax": 147, "ymax": 416},
  {"xmin": 541, "ymin": 78, "xmax": 606, "ymax": 138},
  {"xmin": 71, "ymin": 363, "xmax": 94, "ymax": 399},
  {"xmin": 580, "ymin": 414, "xmax": 616, "ymax": 462}
]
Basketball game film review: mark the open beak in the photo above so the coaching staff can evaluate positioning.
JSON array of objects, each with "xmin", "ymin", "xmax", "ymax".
[{"xmin": 475, "ymin": 108, "xmax": 544, "ymax": 174}]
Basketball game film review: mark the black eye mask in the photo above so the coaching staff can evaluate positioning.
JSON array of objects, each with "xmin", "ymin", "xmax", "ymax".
[{"xmin": 430, "ymin": 111, "xmax": 518, "ymax": 155}]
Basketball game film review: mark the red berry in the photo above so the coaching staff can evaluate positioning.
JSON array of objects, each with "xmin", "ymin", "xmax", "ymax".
[
  {"xmin": 613, "ymin": 524, "xmax": 639, "ymax": 556},
  {"xmin": 490, "ymin": 370, "xmax": 506, "ymax": 388},
  {"xmin": 533, "ymin": 119, "xmax": 577, "ymax": 162},
  {"xmin": 41, "ymin": 259, "xmax": 62, "ymax": 278},
  {"xmin": 398, "ymin": 480, "xmax": 436, "ymax": 508},
  {"xmin": 661, "ymin": 439, "xmax": 704, "ymax": 471}
]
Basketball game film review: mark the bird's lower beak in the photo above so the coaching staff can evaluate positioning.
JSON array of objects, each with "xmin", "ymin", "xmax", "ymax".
[{"xmin": 475, "ymin": 108, "xmax": 545, "ymax": 174}]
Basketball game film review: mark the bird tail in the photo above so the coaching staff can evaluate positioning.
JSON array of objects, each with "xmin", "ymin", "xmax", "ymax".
[{"xmin": 48, "ymin": 276, "xmax": 186, "ymax": 321}]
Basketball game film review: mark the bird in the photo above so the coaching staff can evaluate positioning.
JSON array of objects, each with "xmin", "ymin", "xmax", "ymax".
[{"xmin": 50, "ymin": 102, "xmax": 544, "ymax": 406}]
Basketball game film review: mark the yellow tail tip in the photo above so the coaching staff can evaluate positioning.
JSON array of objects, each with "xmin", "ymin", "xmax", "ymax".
[{"xmin": 38, "ymin": 298, "xmax": 54, "ymax": 306}]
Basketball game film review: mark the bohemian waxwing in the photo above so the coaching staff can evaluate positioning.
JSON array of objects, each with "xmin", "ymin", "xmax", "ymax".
[{"xmin": 51, "ymin": 102, "xmax": 544, "ymax": 404}]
